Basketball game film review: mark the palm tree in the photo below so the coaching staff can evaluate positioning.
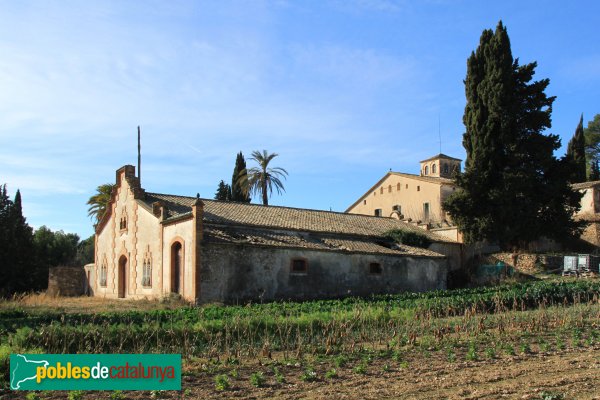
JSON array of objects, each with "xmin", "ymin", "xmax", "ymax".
[
  {"xmin": 239, "ymin": 150, "xmax": 288, "ymax": 206},
  {"xmin": 87, "ymin": 183, "xmax": 115, "ymax": 225}
]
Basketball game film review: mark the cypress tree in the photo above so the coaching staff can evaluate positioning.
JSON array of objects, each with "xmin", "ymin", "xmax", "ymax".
[
  {"xmin": 590, "ymin": 160, "xmax": 600, "ymax": 181},
  {"xmin": 214, "ymin": 180, "xmax": 232, "ymax": 201},
  {"xmin": 0, "ymin": 186, "xmax": 35, "ymax": 296},
  {"xmin": 444, "ymin": 21, "xmax": 581, "ymax": 249},
  {"xmin": 231, "ymin": 152, "xmax": 251, "ymax": 203},
  {"xmin": 565, "ymin": 114, "xmax": 586, "ymax": 182}
]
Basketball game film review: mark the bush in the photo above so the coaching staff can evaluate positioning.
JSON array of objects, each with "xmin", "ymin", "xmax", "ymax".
[{"xmin": 384, "ymin": 229, "xmax": 432, "ymax": 248}]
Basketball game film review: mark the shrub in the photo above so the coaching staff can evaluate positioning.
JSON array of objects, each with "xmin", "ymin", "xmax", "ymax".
[
  {"xmin": 214, "ymin": 374, "xmax": 230, "ymax": 391},
  {"xmin": 384, "ymin": 229, "xmax": 432, "ymax": 248},
  {"xmin": 250, "ymin": 372, "xmax": 265, "ymax": 388}
]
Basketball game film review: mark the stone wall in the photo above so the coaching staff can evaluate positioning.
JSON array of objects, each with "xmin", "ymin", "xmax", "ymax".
[
  {"xmin": 47, "ymin": 266, "xmax": 86, "ymax": 297},
  {"xmin": 484, "ymin": 253, "xmax": 564, "ymax": 274},
  {"xmin": 200, "ymin": 243, "xmax": 447, "ymax": 303},
  {"xmin": 581, "ymin": 222, "xmax": 600, "ymax": 247}
]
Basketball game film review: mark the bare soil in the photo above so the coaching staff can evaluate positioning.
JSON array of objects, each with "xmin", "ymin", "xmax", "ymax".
[{"xmin": 3, "ymin": 346, "xmax": 600, "ymax": 400}]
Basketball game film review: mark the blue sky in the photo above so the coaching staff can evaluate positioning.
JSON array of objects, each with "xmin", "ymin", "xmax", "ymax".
[{"xmin": 1, "ymin": 0, "xmax": 599, "ymax": 239}]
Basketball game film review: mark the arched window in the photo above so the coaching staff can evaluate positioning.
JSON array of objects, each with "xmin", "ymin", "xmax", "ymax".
[
  {"xmin": 171, "ymin": 241, "xmax": 183, "ymax": 294},
  {"xmin": 100, "ymin": 258, "xmax": 107, "ymax": 287},
  {"xmin": 142, "ymin": 250, "xmax": 152, "ymax": 287},
  {"xmin": 443, "ymin": 164, "xmax": 449, "ymax": 174},
  {"xmin": 424, "ymin": 166, "xmax": 429, "ymax": 175},
  {"xmin": 119, "ymin": 208, "xmax": 128, "ymax": 230},
  {"xmin": 388, "ymin": 185, "xmax": 392, "ymax": 193},
  {"xmin": 397, "ymin": 183, "xmax": 401, "ymax": 191},
  {"xmin": 432, "ymin": 164, "xmax": 437, "ymax": 174}
]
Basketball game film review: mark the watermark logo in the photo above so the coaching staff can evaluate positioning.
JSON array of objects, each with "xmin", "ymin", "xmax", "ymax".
[{"xmin": 10, "ymin": 354, "xmax": 181, "ymax": 390}]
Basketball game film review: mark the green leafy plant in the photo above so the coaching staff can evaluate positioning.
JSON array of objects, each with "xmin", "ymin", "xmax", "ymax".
[
  {"xmin": 110, "ymin": 391, "xmax": 125, "ymax": 400},
  {"xmin": 230, "ymin": 369, "xmax": 239, "ymax": 379},
  {"xmin": 485, "ymin": 347, "xmax": 496, "ymax": 359},
  {"xmin": 466, "ymin": 342, "xmax": 477, "ymax": 361},
  {"xmin": 272, "ymin": 366, "xmax": 285, "ymax": 384},
  {"xmin": 300, "ymin": 366, "xmax": 318, "ymax": 382},
  {"xmin": 68, "ymin": 391, "xmax": 85, "ymax": 400},
  {"xmin": 334, "ymin": 355, "xmax": 348, "ymax": 368},
  {"xmin": 25, "ymin": 393, "xmax": 41, "ymax": 400},
  {"xmin": 353, "ymin": 363, "xmax": 367, "ymax": 375},
  {"xmin": 214, "ymin": 374, "xmax": 230, "ymax": 391},
  {"xmin": 325, "ymin": 368, "xmax": 338, "ymax": 379},
  {"xmin": 250, "ymin": 371, "xmax": 265, "ymax": 388}
]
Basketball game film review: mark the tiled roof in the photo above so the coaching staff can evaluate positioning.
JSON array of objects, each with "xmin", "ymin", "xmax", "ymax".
[
  {"xmin": 141, "ymin": 192, "xmax": 456, "ymax": 243},
  {"xmin": 204, "ymin": 227, "xmax": 444, "ymax": 257},
  {"xmin": 419, "ymin": 153, "xmax": 462, "ymax": 163},
  {"xmin": 572, "ymin": 180, "xmax": 600, "ymax": 190}
]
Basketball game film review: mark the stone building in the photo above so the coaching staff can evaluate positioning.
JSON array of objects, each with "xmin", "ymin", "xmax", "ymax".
[
  {"xmin": 346, "ymin": 154, "xmax": 462, "ymax": 242},
  {"xmin": 573, "ymin": 180, "xmax": 600, "ymax": 246},
  {"xmin": 88, "ymin": 165, "xmax": 457, "ymax": 303}
]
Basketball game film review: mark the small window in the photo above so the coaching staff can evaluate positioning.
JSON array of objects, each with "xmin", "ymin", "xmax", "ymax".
[
  {"xmin": 432, "ymin": 164, "xmax": 437, "ymax": 174},
  {"xmin": 393, "ymin": 205, "xmax": 401, "ymax": 213},
  {"xmin": 424, "ymin": 166, "xmax": 429, "ymax": 175},
  {"xmin": 443, "ymin": 164, "xmax": 449, "ymax": 174},
  {"xmin": 374, "ymin": 209, "xmax": 382, "ymax": 217},
  {"xmin": 373, "ymin": 191, "xmax": 376, "ymax": 196},
  {"xmin": 388, "ymin": 185, "xmax": 392, "ymax": 193},
  {"xmin": 397, "ymin": 183, "xmax": 401, "ymax": 191},
  {"xmin": 369, "ymin": 263, "xmax": 382, "ymax": 275},
  {"xmin": 417, "ymin": 186, "xmax": 420, "ymax": 191},
  {"xmin": 100, "ymin": 260, "xmax": 107, "ymax": 287},
  {"xmin": 405, "ymin": 184, "xmax": 408, "ymax": 189},
  {"xmin": 291, "ymin": 258, "xmax": 307, "ymax": 274},
  {"xmin": 423, "ymin": 202, "xmax": 430, "ymax": 220},
  {"xmin": 380, "ymin": 187, "xmax": 384, "ymax": 194},
  {"xmin": 363, "ymin": 199, "xmax": 367, "ymax": 205}
]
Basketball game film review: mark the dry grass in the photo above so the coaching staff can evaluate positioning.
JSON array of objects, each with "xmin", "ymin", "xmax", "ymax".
[{"xmin": 0, "ymin": 292, "xmax": 186, "ymax": 314}]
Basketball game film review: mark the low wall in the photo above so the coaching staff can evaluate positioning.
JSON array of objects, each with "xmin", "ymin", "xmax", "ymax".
[
  {"xmin": 47, "ymin": 266, "xmax": 86, "ymax": 296},
  {"xmin": 483, "ymin": 253, "xmax": 564, "ymax": 274}
]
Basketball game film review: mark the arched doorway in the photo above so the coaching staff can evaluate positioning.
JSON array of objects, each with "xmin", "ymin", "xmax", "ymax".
[
  {"xmin": 171, "ymin": 242, "xmax": 183, "ymax": 294},
  {"xmin": 118, "ymin": 255, "xmax": 127, "ymax": 298}
]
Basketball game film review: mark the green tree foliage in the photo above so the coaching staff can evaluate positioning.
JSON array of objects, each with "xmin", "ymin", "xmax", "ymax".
[
  {"xmin": 0, "ymin": 185, "xmax": 35, "ymax": 296},
  {"xmin": 214, "ymin": 180, "xmax": 232, "ymax": 201},
  {"xmin": 87, "ymin": 183, "xmax": 115, "ymax": 225},
  {"xmin": 443, "ymin": 21, "xmax": 581, "ymax": 249},
  {"xmin": 31, "ymin": 226, "xmax": 80, "ymax": 290},
  {"xmin": 231, "ymin": 152, "xmax": 251, "ymax": 203},
  {"xmin": 239, "ymin": 150, "xmax": 288, "ymax": 206},
  {"xmin": 590, "ymin": 159, "xmax": 600, "ymax": 181},
  {"xmin": 584, "ymin": 114, "xmax": 600, "ymax": 176},
  {"xmin": 76, "ymin": 235, "xmax": 95, "ymax": 265},
  {"xmin": 384, "ymin": 229, "xmax": 432, "ymax": 249},
  {"xmin": 565, "ymin": 115, "xmax": 586, "ymax": 182}
]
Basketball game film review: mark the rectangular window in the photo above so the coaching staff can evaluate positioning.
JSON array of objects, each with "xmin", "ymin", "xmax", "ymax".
[
  {"xmin": 397, "ymin": 183, "xmax": 401, "ymax": 191},
  {"xmin": 363, "ymin": 199, "xmax": 367, "ymax": 205},
  {"xmin": 380, "ymin": 187, "xmax": 384, "ymax": 194},
  {"xmin": 291, "ymin": 258, "xmax": 308, "ymax": 274},
  {"xmin": 369, "ymin": 263, "xmax": 382, "ymax": 275},
  {"xmin": 392, "ymin": 205, "xmax": 401, "ymax": 213},
  {"xmin": 423, "ymin": 202, "xmax": 430, "ymax": 220},
  {"xmin": 374, "ymin": 209, "xmax": 382, "ymax": 217},
  {"xmin": 417, "ymin": 186, "xmax": 420, "ymax": 191}
]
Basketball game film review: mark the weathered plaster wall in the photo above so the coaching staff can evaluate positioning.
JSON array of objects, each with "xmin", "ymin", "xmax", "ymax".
[
  {"xmin": 162, "ymin": 219, "xmax": 195, "ymax": 301},
  {"xmin": 199, "ymin": 244, "xmax": 447, "ymax": 303},
  {"xmin": 47, "ymin": 266, "xmax": 85, "ymax": 296}
]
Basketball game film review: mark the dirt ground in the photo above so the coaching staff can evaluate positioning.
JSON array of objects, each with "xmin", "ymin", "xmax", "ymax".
[{"xmin": 3, "ymin": 346, "xmax": 600, "ymax": 400}]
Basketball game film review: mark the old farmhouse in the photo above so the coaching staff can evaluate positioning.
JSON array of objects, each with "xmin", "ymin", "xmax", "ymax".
[
  {"xmin": 346, "ymin": 154, "xmax": 462, "ymax": 242},
  {"xmin": 86, "ymin": 165, "xmax": 459, "ymax": 304}
]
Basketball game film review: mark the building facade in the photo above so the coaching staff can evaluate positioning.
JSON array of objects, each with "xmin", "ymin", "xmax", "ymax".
[
  {"xmin": 346, "ymin": 154, "xmax": 461, "ymax": 241},
  {"xmin": 89, "ymin": 165, "xmax": 457, "ymax": 303}
]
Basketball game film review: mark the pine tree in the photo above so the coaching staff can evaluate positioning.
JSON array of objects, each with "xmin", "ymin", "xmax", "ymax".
[
  {"xmin": 565, "ymin": 114, "xmax": 586, "ymax": 182},
  {"xmin": 443, "ymin": 21, "xmax": 581, "ymax": 249},
  {"xmin": 231, "ymin": 152, "xmax": 251, "ymax": 203},
  {"xmin": 590, "ymin": 160, "xmax": 600, "ymax": 181},
  {"xmin": 214, "ymin": 180, "xmax": 232, "ymax": 201}
]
